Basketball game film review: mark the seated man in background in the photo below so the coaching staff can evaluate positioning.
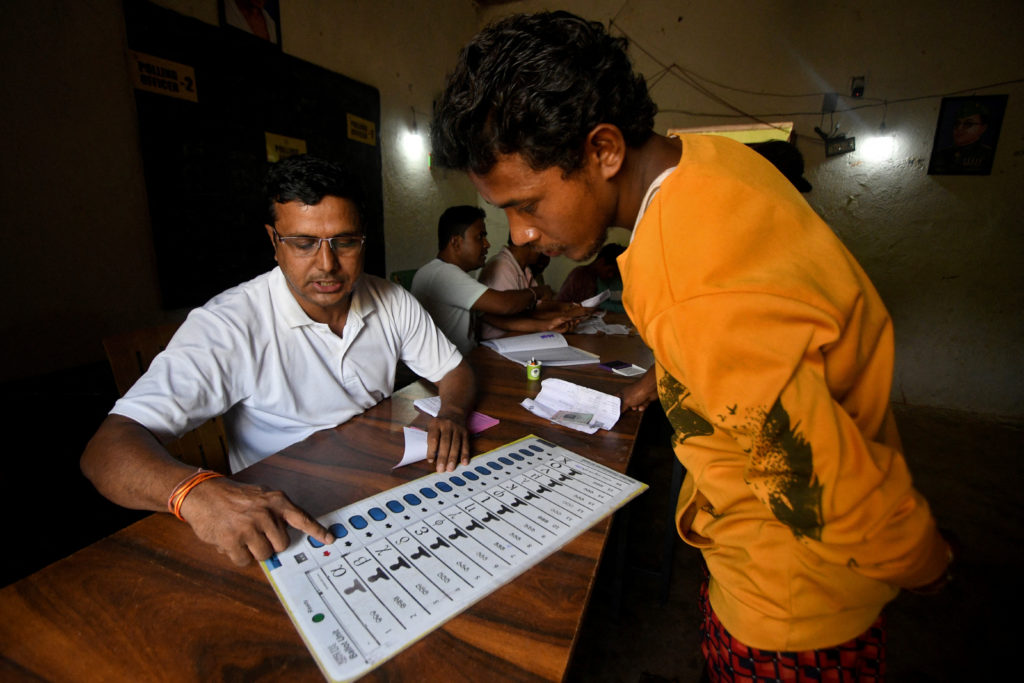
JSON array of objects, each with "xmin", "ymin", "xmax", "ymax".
[
  {"xmin": 82, "ymin": 155, "xmax": 475, "ymax": 567},
  {"xmin": 477, "ymin": 236, "xmax": 559, "ymax": 340},
  {"xmin": 556, "ymin": 243, "xmax": 626, "ymax": 313},
  {"xmin": 411, "ymin": 205, "xmax": 584, "ymax": 351}
]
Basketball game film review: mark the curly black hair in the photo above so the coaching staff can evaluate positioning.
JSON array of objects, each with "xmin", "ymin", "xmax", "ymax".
[
  {"xmin": 263, "ymin": 154, "xmax": 366, "ymax": 227},
  {"xmin": 430, "ymin": 11, "xmax": 656, "ymax": 176}
]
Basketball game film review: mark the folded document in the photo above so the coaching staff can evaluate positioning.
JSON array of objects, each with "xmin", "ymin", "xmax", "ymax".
[{"xmin": 521, "ymin": 378, "xmax": 621, "ymax": 434}]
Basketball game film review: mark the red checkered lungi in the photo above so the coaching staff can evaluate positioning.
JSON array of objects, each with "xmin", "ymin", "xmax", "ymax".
[{"xmin": 699, "ymin": 580, "xmax": 886, "ymax": 682}]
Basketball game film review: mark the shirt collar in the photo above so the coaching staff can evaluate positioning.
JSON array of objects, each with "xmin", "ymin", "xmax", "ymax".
[
  {"xmin": 269, "ymin": 267, "xmax": 372, "ymax": 331},
  {"xmin": 631, "ymin": 165, "xmax": 678, "ymax": 243}
]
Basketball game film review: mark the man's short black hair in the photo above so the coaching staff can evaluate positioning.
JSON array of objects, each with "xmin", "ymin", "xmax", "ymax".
[
  {"xmin": 438, "ymin": 205, "xmax": 485, "ymax": 252},
  {"xmin": 263, "ymin": 154, "xmax": 366, "ymax": 228},
  {"xmin": 431, "ymin": 11, "xmax": 657, "ymax": 176}
]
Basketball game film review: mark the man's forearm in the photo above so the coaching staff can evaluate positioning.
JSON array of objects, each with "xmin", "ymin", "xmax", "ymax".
[
  {"xmin": 472, "ymin": 287, "xmax": 536, "ymax": 315},
  {"xmin": 479, "ymin": 312, "xmax": 551, "ymax": 334},
  {"xmin": 81, "ymin": 414, "xmax": 199, "ymax": 513},
  {"xmin": 435, "ymin": 360, "xmax": 476, "ymax": 418}
]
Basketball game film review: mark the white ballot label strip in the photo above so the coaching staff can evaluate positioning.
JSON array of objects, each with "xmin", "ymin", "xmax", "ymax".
[{"xmin": 262, "ymin": 435, "xmax": 647, "ymax": 682}]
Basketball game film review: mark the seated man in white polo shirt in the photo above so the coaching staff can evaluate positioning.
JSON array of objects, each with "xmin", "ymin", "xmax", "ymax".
[
  {"xmin": 81, "ymin": 155, "xmax": 475, "ymax": 566},
  {"xmin": 411, "ymin": 205, "xmax": 583, "ymax": 353}
]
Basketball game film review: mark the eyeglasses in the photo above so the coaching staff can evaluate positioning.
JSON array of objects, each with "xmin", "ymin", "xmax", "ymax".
[{"xmin": 273, "ymin": 228, "xmax": 365, "ymax": 257}]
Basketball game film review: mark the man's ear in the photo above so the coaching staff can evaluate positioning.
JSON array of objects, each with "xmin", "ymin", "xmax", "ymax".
[
  {"xmin": 265, "ymin": 224, "xmax": 279, "ymax": 260},
  {"xmin": 585, "ymin": 124, "xmax": 626, "ymax": 180}
]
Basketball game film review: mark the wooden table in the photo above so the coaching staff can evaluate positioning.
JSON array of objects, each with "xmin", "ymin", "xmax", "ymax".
[{"xmin": 0, "ymin": 329, "xmax": 652, "ymax": 682}]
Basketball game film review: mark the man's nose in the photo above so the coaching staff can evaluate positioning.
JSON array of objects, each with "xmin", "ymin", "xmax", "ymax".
[
  {"xmin": 316, "ymin": 241, "xmax": 340, "ymax": 270},
  {"xmin": 507, "ymin": 216, "xmax": 539, "ymax": 246}
]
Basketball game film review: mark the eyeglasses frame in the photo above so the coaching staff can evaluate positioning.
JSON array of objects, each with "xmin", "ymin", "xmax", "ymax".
[{"xmin": 272, "ymin": 227, "xmax": 366, "ymax": 257}]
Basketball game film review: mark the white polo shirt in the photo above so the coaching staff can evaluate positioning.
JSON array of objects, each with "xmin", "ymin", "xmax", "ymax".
[
  {"xmin": 410, "ymin": 258, "xmax": 488, "ymax": 355},
  {"xmin": 112, "ymin": 268, "xmax": 462, "ymax": 472}
]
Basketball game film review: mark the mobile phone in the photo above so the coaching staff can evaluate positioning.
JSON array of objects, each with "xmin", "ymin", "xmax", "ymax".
[{"xmin": 599, "ymin": 360, "xmax": 630, "ymax": 371}]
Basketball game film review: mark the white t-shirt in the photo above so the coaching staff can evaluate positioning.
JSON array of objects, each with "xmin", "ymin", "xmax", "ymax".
[
  {"xmin": 410, "ymin": 258, "xmax": 488, "ymax": 355},
  {"xmin": 112, "ymin": 269, "xmax": 461, "ymax": 472}
]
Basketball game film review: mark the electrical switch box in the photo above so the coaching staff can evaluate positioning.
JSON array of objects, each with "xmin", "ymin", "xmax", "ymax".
[
  {"xmin": 851, "ymin": 76, "xmax": 865, "ymax": 98},
  {"xmin": 825, "ymin": 137, "xmax": 856, "ymax": 157}
]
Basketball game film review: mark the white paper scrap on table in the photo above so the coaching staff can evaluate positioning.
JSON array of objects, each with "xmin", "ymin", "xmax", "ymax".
[
  {"xmin": 574, "ymin": 316, "xmax": 631, "ymax": 335},
  {"xmin": 520, "ymin": 378, "xmax": 621, "ymax": 434},
  {"xmin": 580, "ymin": 290, "xmax": 610, "ymax": 308},
  {"xmin": 413, "ymin": 396, "xmax": 443, "ymax": 416},
  {"xmin": 395, "ymin": 426, "xmax": 428, "ymax": 468},
  {"xmin": 613, "ymin": 364, "xmax": 648, "ymax": 377},
  {"xmin": 413, "ymin": 396, "xmax": 500, "ymax": 433}
]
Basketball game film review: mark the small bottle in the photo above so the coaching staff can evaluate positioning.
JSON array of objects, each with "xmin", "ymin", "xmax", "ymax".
[{"xmin": 526, "ymin": 357, "xmax": 542, "ymax": 381}]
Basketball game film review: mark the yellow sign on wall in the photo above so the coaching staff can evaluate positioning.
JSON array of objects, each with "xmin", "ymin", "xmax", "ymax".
[
  {"xmin": 265, "ymin": 132, "xmax": 307, "ymax": 163},
  {"xmin": 667, "ymin": 122, "xmax": 793, "ymax": 145},
  {"xmin": 128, "ymin": 50, "xmax": 198, "ymax": 103},
  {"xmin": 347, "ymin": 113, "xmax": 377, "ymax": 146}
]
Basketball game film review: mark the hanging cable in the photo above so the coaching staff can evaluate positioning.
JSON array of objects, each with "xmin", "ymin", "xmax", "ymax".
[{"xmin": 607, "ymin": 18, "xmax": 1023, "ymax": 121}]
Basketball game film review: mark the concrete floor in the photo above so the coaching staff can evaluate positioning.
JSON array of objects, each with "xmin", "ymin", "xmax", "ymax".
[{"xmin": 566, "ymin": 404, "xmax": 1024, "ymax": 682}]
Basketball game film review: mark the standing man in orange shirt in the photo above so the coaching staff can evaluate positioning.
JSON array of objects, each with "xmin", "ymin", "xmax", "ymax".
[{"xmin": 430, "ymin": 11, "xmax": 951, "ymax": 680}]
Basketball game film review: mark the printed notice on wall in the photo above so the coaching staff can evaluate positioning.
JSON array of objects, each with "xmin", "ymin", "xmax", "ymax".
[
  {"xmin": 128, "ymin": 50, "xmax": 198, "ymax": 102},
  {"xmin": 265, "ymin": 132, "xmax": 308, "ymax": 163},
  {"xmin": 347, "ymin": 113, "xmax": 376, "ymax": 146}
]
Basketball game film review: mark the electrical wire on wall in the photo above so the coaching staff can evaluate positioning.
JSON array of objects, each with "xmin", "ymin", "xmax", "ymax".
[{"xmin": 607, "ymin": 18, "xmax": 1023, "ymax": 147}]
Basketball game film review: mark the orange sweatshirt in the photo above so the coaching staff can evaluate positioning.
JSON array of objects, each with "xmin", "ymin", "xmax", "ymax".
[{"xmin": 620, "ymin": 135, "xmax": 949, "ymax": 651}]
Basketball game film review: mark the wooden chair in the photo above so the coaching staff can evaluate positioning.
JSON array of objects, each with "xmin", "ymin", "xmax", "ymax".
[
  {"xmin": 103, "ymin": 322, "xmax": 231, "ymax": 474},
  {"xmin": 389, "ymin": 269, "xmax": 418, "ymax": 291}
]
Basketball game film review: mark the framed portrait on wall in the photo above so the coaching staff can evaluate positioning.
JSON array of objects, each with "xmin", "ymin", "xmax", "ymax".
[
  {"xmin": 219, "ymin": 0, "xmax": 282, "ymax": 47},
  {"xmin": 927, "ymin": 94, "xmax": 1008, "ymax": 176}
]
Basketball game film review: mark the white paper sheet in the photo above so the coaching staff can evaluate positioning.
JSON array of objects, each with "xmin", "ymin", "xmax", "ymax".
[
  {"xmin": 481, "ymin": 332, "xmax": 599, "ymax": 366},
  {"xmin": 395, "ymin": 426, "xmax": 428, "ymax": 468},
  {"xmin": 574, "ymin": 317, "xmax": 632, "ymax": 335},
  {"xmin": 580, "ymin": 290, "xmax": 611, "ymax": 308},
  {"xmin": 520, "ymin": 378, "xmax": 621, "ymax": 433},
  {"xmin": 412, "ymin": 396, "xmax": 500, "ymax": 433}
]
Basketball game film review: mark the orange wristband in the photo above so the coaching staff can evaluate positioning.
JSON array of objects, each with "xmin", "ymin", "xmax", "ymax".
[{"xmin": 167, "ymin": 468, "xmax": 224, "ymax": 521}]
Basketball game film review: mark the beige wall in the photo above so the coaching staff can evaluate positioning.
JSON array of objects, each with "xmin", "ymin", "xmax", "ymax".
[{"xmin": 1, "ymin": 0, "xmax": 1021, "ymax": 417}]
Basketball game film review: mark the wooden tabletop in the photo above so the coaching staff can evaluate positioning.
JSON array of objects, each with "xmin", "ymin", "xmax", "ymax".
[{"xmin": 0, "ymin": 327, "xmax": 651, "ymax": 682}]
